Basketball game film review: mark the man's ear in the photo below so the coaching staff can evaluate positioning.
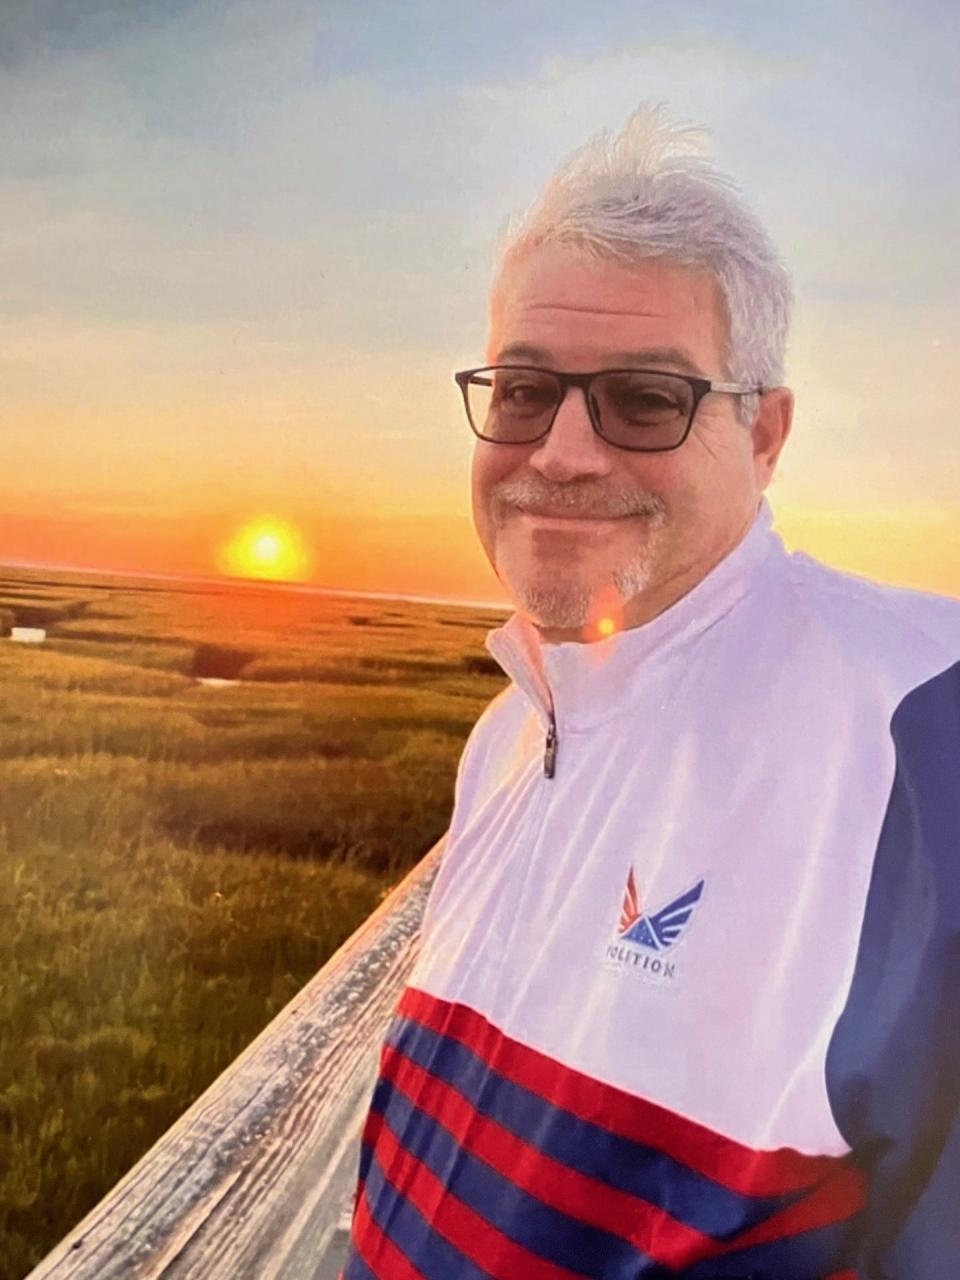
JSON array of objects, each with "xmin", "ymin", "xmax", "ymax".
[{"xmin": 751, "ymin": 387, "xmax": 794, "ymax": 488}]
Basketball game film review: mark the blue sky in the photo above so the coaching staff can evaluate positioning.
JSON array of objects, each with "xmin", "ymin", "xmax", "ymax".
[{"xmin": 1, "ymin": 0, "xmax": 957, "ymax": 592}]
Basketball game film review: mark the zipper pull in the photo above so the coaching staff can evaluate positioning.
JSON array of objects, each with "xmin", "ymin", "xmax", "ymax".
[{"xmin": 543, "ymin": 714, "xmax": 558, "ymax": 778}]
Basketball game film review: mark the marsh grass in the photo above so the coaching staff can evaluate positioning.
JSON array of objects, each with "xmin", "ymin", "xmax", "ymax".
[{"xmin": 0, "ymin": 567, "xmax": 507, "ymax": 1278}]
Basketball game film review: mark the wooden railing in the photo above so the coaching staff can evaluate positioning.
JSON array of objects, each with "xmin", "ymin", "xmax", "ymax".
[{"xmin": 26, "ymin": 840, "xmax": 444, "ymax": 1280}]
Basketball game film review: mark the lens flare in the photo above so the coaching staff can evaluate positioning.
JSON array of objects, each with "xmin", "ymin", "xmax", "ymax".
[
  {"xmin": 584, "ymin": 583, "xmax": 625, "ymax": 644},
  {"xmin": 220, "ymin": 518, "xmax": 311, "ymax": 582}
]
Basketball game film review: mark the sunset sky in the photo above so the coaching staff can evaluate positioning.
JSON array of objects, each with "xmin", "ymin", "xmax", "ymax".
[{"xmin": 1, "ymin": 0, "xmax": 957, "ymax": 602}]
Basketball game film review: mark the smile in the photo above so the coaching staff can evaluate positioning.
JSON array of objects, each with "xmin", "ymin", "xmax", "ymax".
[{"xmin": 512, "ymin": 508, "xmax": 633, "ymax": 529}]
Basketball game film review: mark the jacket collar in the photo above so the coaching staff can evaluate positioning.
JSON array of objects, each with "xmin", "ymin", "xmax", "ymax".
[{"xmin": 485, "ymin": 497, "xmax": 785, "ymax": 732}]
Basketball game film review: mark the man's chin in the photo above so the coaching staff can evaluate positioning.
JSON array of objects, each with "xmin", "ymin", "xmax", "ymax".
[
  {"xmin": 510, "ymin": 583, "xmax": 594, "ymax": 632},
  {"xmin": 501, "ymin": 567, "xmax": 632, "ymax": 632},
  {"xmin": 497, "ymin": 546, "xmax": 664, "ymax": 634}
]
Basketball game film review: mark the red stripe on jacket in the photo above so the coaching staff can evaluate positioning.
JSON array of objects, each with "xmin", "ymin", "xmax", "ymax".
[
  {"xmin": 351, "ymin": 1185, "xmax": 428, "ymax": 1280},
  {"xmin": 379, "ymin": 1038, "xmax": 711, "ymax": 1268},
  {"xmin": 399, "ymin": 986, "xmax": 859, "ymax": 1199},
  {"xmin": 368, "ymin": 1106, "xmax": 593, "ymax": 1280},
  {"xmin": 367, "ymin": 1034, "xmax": 866, "ymax": 1268}
]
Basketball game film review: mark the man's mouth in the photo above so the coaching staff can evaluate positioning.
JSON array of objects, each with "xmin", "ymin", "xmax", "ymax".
[
  {"xmin": 519, "ymin": 514, "xmax": 627, "ymax": 526},
  {"xmin": 511, "ymin": 504, "xmax": 632, "ymax": 521}
]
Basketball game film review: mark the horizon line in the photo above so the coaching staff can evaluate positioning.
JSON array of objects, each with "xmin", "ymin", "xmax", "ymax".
[{"xmin": 0, "ymin": 556, "xmax": 512, "ymax": 616}]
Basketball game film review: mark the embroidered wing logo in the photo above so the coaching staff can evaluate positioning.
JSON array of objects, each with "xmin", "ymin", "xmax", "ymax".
[{"xmin": 618, "ymin": 874, "xmax": 704, "ymax": 951}]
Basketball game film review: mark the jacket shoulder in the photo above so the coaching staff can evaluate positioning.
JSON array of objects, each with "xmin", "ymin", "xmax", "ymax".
[{"xmin": 781, "ymin": 548, "xmax": 960, "ymax": 671}]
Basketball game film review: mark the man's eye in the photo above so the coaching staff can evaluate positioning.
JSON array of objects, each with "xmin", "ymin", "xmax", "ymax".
[
  {"xmin": 616, "ymin": 392, "xmax": 683, "ymax": 417},
  {"xmin": 496, "ymin": 381, "xmax": 553, "ymax": 410}
]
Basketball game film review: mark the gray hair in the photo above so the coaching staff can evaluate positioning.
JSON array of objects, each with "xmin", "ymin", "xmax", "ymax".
[{"xmin": 492, "ymin": 104, "xmax": 792, "ymax": 419}]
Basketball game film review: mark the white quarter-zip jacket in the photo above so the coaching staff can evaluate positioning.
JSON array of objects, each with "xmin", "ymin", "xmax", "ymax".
[{"xmin": 343, "ymin": 498, "xmax": 960, "ymax": 1279}]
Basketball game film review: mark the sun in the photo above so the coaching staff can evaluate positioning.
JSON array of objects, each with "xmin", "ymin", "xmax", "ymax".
[{"xmin": 220, "ymin": 518, "xmax": 311, "ymax": 582}]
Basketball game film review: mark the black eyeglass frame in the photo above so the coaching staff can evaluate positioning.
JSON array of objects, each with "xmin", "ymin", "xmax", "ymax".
[{"xmin": 453, "ymin": 364, "xmax": 765, "ymax": 453}]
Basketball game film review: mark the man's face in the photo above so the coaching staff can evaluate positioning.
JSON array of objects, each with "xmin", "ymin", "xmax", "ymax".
[{"xmin": 471, "ymin": 243, "xmax": 791, "ymax": 640}]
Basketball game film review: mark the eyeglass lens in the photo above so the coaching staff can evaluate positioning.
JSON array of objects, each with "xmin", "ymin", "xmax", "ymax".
[{"xmin": 466, "ymin": 368, "xmax": 695, "ymax": 450}]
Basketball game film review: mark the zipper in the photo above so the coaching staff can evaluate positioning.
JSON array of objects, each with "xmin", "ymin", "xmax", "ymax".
[
  {"xmin": 543, "ymin": 710, "xmax": 558, "ymax": 778},
  {"xmin": 484, "ymin": 621, "xmax": 558, "ymax": 779}
]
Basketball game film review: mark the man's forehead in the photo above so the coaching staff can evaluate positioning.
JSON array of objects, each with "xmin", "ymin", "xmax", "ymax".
[
  {"xmin": 487, "ymin": 244, "xmax": 727, "ymax": 370},
  {"xmin": 490, "ymin": 339, "xmax": 708, "ymax": 377}
]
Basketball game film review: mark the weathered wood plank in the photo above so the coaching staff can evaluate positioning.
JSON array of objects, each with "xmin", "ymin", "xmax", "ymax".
[{"xmin": 27, "ymin": 840, "xmax": 443, "ymax": 1280}]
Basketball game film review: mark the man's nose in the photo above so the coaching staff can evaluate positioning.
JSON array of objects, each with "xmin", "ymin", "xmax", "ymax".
[{"xmin": 527, "ymin": 384, "xmax": 615, "ymax": 482}]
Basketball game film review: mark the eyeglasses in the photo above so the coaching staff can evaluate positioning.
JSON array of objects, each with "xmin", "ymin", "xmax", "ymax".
[{"xmin": 454, "ymin": 365, "xmax": 763, "ymax": 453}]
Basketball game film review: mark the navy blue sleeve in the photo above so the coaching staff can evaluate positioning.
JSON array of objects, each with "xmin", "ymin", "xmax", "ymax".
[{"xmin": 826, "ymin": 660, "xmax": 960, "ymax": 1278}]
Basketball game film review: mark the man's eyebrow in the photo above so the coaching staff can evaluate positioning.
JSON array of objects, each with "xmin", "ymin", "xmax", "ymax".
[{"xmin": 492, "ymin": 343, "xmax": 707, "ymax": 376}]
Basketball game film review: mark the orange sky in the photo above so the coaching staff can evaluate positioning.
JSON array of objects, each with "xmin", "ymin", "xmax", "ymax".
[
  {"xmin": 0, "ymin": 498, "xmax": 504, "ymax": 602},
  {"xmin": 3, "ymin": 492, "xmax": 960, "ymax": 605}
]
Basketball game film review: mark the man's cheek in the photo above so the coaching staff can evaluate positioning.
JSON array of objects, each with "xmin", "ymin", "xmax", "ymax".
[{"xmin": 471, "ymin": 482, "xmax": 505, "ymax": 567}]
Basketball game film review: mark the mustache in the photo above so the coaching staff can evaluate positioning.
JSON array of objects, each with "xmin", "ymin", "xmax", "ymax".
[{"xmin": 492, "ymin": 476, "xmax": 667, "ymax": 520}]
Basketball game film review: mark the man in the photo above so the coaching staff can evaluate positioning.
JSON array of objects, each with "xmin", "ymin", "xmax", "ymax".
[{"xmin": 342, "ymin": 106, "xmax": 959, "ymax": 1278}]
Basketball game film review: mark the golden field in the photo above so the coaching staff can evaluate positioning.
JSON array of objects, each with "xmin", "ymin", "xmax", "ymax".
[{"xmin": 0, "ymin": 565, "xmax": 507, "ymax": 1278}]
